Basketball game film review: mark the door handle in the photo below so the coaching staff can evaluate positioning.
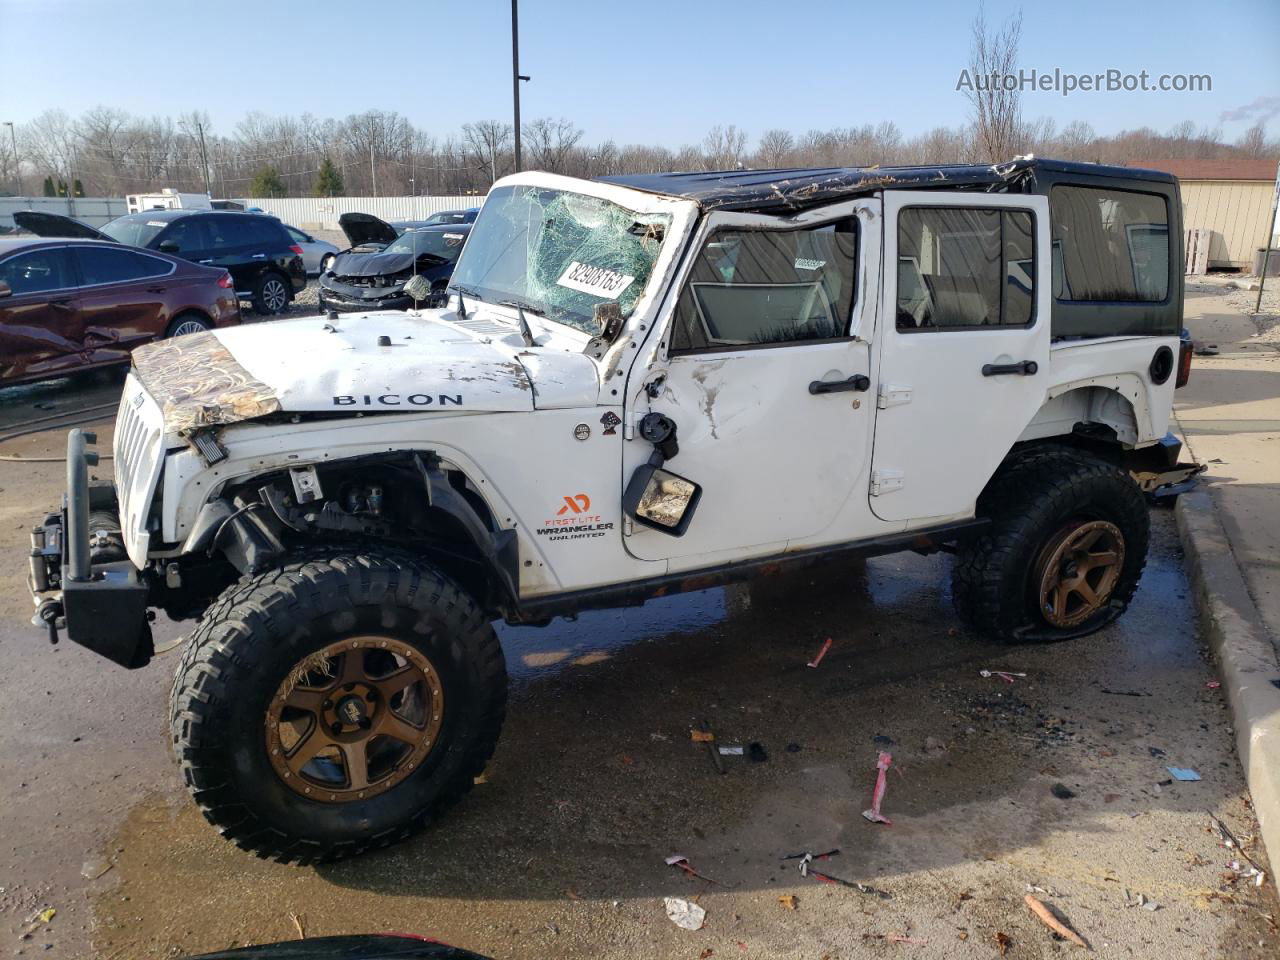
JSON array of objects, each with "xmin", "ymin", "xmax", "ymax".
[
  {"xmin": 809, "ymin": 374, "xmax": 871, "ymax": 395},
  {"xmin": 49, "ymin": 298, "xmax": 75, "ymax": 310},
  {"xmin": 982, "ymin": 360, "xmax": 1038, "ymax": 377},
  {"xmin": 198, "ymin": 259, "xmax": 213, "ymax": 264},
  {"xmin": 146, "ymin": 286, "xmax": 166, "ymax": 294},
  {"xmin": 252, "ymin": 253, "xmax": 266, "ymax": 259}
]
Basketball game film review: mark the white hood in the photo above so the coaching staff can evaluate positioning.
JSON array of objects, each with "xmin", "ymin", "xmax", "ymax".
[{"xmin": 130, "ymin": 308, "xmax": 601, "ymax": 435}]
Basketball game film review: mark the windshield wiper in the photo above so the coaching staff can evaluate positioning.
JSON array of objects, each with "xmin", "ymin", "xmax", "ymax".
[
  {"xmin": 498, "ymin": 299, "xmax": 539, "ymax": 347},
  {"xmin": 497, "ymin": 298, "xmax": 544, "ymax": 316},
  {"xmin": 448, "ymin": 282, "xmax": 482, "ymax": 319}
]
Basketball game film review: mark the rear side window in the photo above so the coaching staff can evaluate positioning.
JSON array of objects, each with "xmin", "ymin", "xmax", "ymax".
[
  {"xmin": 1049, "ymin": 186, "xmax": 1169, "ymax": 302},
  {"xmin": 0, "ymin": 248, "xmax": 73, "ymax": 294},
  {"xmin": 670, "ymin": 221, "xmax": 858, "ymax": 353},
  {"xmin": 896, "ymin": 208, "xmax": 1035, "ymax": 330},
  {"xmin": 209, "ymin": 216, "xmax": 272, "ymax": 249},
  {"xmin": 74, "ymin": 246, "xmax": 172, "ymax": 285}
]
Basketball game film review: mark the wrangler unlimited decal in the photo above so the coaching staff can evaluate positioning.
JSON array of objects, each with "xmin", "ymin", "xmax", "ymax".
[{"xmin": 333, "ymin": 394, "xmax": 464, "ymax": 407}]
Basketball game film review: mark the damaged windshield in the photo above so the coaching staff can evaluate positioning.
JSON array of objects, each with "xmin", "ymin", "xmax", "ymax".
[{"xmin": 449, "ymin": 185, "xmax": 670, "ymax": 335}]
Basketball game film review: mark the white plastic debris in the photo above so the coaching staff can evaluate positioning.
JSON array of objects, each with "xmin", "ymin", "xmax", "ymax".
[{"xmin": 664, "ymin": 896, "xmax": 706, "ymax": 931}]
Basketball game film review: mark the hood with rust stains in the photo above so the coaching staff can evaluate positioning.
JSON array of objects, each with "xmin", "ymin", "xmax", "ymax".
[{"xmin": 131, "ymin": 309, "xmax": 602, "ymax": 435}]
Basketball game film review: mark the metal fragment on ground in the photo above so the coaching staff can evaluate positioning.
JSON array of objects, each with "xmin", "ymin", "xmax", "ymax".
[{"xmin": 862, "ymin": 751, "xmax": 893, "ymax": 824}]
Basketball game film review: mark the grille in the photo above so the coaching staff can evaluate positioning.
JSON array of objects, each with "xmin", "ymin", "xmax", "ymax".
[{"xmin": 113, "ymin": 374, "xmax": 165, "ymax": 568}]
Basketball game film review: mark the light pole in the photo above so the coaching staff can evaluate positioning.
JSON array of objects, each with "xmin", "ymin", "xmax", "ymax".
[
  {"xmin": 3, "ymin": 121, "xmax": 20, "ymax": 196},
  {"xmin": 511, "ymin": 0, "xmax": 530, "ymax": 172}
]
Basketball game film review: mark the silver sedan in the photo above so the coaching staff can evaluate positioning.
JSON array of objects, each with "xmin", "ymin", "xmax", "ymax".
[{"xmin": 285, "ymin": 225, "xmax": 341, "ymax": 276}]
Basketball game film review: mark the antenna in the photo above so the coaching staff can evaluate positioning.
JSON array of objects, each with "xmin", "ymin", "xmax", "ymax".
[{"xmin": 456, "ymin": 287, "xmax": 468, "ymax": 319}]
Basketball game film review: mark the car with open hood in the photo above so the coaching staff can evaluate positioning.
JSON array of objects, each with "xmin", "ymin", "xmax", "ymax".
[
  {"xmin": 14, "ymin": 209, "xmax": 305, "ymax": 315},
  {"xmin": 28, "ymin": 158, "xmax": 1200, "ymax": 866},
  {"xmin": 319, "ymin": 219, "xmax": 469, "ymax": 311}
]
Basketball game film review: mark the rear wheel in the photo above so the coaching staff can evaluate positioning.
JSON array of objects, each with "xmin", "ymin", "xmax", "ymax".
[
  {"xmin": 169, "ymin": 549, "xmax": 507, "ymax": 863},
  {"xmin": 165, "ymin": 313, "xmax": 212, "ymax": 338},
  {"xmin": 951, "ymin": 447, "xmax": 1149, "ymax": 642},
  {"xmin": 252, "ymin": 272, "xmax": 291, "ymax": 315}
]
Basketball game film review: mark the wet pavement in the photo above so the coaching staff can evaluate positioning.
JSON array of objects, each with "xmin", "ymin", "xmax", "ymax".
[{"xmin": 0, "ymin": 377, "xmax": 1276, "ymax": 959}]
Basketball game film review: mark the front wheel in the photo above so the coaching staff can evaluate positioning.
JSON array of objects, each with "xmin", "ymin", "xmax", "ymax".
[
  {"xmin": 951, "ymin": 447, "xmax": 1149, "ymax": 642},
  {"xmin": 169, "ymin": 550, "xmax": 507, "ymax": 863},
  {"xmin": 252, "ymin": 272, "xmax": 291, "ymax": 315}
]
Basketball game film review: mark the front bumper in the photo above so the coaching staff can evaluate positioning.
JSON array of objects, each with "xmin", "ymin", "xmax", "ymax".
[
  {"xmin": 29, "ymin": 429, "xmax": 152, "ymax": 669},
  {"xmin": 318, "ymin": 277, "xmax": 446, "ymax": 311}
]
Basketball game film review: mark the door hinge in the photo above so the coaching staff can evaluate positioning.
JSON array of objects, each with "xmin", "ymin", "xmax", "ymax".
[
  {"xmin": 877, "ymin": 384, "xmax": 912, "ymax": 409},
  {"xmin": 870, "ymin": 469, "xmax": 905, "ymax": 496}
]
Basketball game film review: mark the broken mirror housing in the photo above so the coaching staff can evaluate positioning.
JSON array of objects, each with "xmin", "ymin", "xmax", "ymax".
[{"xmin": 624, "ymin": 464, "xmax": 702, "ymax": 536}]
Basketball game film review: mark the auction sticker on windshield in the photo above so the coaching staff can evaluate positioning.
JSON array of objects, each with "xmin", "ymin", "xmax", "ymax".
[{"xmin": 556, "ymin": 261, "xmax": 635, "ymax": 300}]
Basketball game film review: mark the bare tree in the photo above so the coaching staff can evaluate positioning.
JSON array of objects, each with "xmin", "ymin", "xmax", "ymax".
[
  {"xmin": 702, "ymin": 125, "xmax": 748, "ymax": 169},
  {"xmin": 462, "ymin": 120, "xmax": 513, "ymax": 185},
  {"xmin": 1239, "ymin": 122, "xmax": 1270, "ymax": 157},
  {"xmin": 522, "ymin": 117, "xmax": 583, "ymax": 173},
  {"xmin": 961, "ymin": 5, "xmax": 1024, "ymax": 162},
  {"xmin": 756, "ymin": 128, "xmax": 795, "ymax": 167}
]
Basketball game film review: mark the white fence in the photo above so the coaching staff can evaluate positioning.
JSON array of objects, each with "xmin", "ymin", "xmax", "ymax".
[
  {"xmin": 240, "ymin": 196, "xmax": 483, "ymax": 232},
  {"xmin": 0, "ymin": 194, "xmax": 482, "ymax": 234},
  {"xmin": 0, "ymin": 196, "xmax": 130, "ymax": 230}
]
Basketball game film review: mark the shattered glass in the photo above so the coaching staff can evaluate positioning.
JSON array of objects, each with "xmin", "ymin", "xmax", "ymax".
[{"xmin": 450, "ymin": 185, "xmax": 670, "ymax": 335}]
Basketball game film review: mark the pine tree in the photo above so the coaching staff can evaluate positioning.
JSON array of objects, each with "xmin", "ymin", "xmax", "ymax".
[
  {"xmin": 42, "ymin": 176, "xmax": 55, "ymax": 197},
  {"xmin": 72, "ymin": 178, "xmax": 85, "ymax": 198},
  {"xmin": 249, "ymin": 165, "xmax": 287, "ymax": 199},
  {"xmin": 312, "ymin": 156, "xmax": 344, "ymax": 197},
  {"xmin": 56, "ymin": 179, "xmax": 68, "ymax": 197}
]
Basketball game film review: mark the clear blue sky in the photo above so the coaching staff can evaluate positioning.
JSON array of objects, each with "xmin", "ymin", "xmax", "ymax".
[{"xmin": 1, "ymin": 0, "xmax": 1277, "ymax": 146}]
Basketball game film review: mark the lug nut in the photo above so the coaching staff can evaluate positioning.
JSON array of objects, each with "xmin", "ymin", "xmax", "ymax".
[{"xmin": 330, "ymin": 722, "xmax": 342, "ymax": 735}]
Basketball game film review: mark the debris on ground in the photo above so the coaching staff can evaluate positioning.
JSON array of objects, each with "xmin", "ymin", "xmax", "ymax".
[
  {"xmin": 980, "ymin": 669, "xmax": 1027, "ymax": 683},
  {"xmin": 289, "ymin": 912, "xmax": 305, "ymax": 939},
  {"xmin": 694, "ymin": 720, "xmax": 726, "ymax": 775},
  {"xmin": 777, "ymin": 894, "xmax": 797, "ymax": 910},
  {"xmin": 1206, "ymin": 680, "xmax": 1221, "ymax": 689},
  {"xmin": 1051, "ymin": 782, "xmax": 1077, "ymax": 800},
  {"xmin": 786, "ymin": 850, "xmax": 892, "ymax": 899},
  {"xmin": 663, "ymin": 896, "xmax": 706, "ymax": 931},
  {"xmin": 807, "ymin": 637, "xmax": 833, "ymax": 668},
  {"xmin": 924, "ymin": 736, "xmax": 947, "ymax": 753},
  {"xmin": 1167, "ymin": 766, "xmax": 1201, "ymax": 781},
  {"xmin": 1209, "ymin": 813, "xmax": 1268, "ymax": 886},
  {"xmin": 718, "ymin": 745, "xmax": 744, "ymax": 756},
  {"xmin": 691, "ymin": 729, "xmax": 714, "ymax": 743},
  {"xmin": 748, "ymin": 742, "xmax": 768, "ymax": 763},
  {"xmin": 665, "ymin": 855, "xmax": 724, "ymax": 886},
  {"xmin": 785, "ymin": 742, "xmax": 802, "ymax": 753},
  {"xmin": 1024, "ymin": 893, "xmax": 1089, "ymax": 949},
  {"xmin": 886, "ymin": 934, "xmax": 928, "ymax": 945},
  {"xmin": 862, "ymin": 751, "xmax": 893, "ymax": 824},
  {"xmin": 80, "ymin": 857, "xmax": 112, "ymax": 880},
  {"xmin": 994, "ymin": 931, "xmax": 1013, "ymax": 955}
]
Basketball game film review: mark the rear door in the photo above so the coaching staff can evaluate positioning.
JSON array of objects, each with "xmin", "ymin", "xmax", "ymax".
[
  {"xmin": 871, "ymin": 191, "xmax": 1050, "ymax": 524},
  {"xmin": 71, "ymin": 245, "xmax": 177, "ymax": 361},
  {"xmin": 201, "ymin": 214, "xmax": 260, "ymax": 294},
  {"xmin": 0, "ymin": 246, "xmax": 81, "ymax": 381}
]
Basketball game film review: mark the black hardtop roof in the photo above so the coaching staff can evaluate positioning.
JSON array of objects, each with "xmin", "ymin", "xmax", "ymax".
[
  {"xmin": 117, "ymin": 208, "xmax": 280, "ymax": 222},
  {"xmin": 599, "ymin": 157, "xmax": 1178, "ymax": 213}
]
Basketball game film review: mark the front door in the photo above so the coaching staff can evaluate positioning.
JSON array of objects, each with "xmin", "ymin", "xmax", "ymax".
[
  {"xmin": 0, "ymin": 245, "xmax": 81, "ymax": 382},
  {"xmin": 871, "ymin": 191, "xmax": 1050, "ymax": 524},
  {"xmin": 625, "ymin": 201, "xmax": 879, "ymax": 563}
]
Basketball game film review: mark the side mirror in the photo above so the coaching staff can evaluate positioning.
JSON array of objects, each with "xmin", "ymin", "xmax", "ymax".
[
  {"xmin": 0, "ymin": 280, "xmax": 11, "ymax": 298},
  {"xmin": 158, "ymin": 241, "xmax": 179, "ymax": 253},
  {"xmin": 623, "ymin": 463, "xmax": 702, "ymax": 536}
]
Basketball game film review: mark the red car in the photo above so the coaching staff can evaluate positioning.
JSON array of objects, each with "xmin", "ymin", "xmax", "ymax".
[{"xmin": 0, "ymin": 236, "xmax": 241, "ymax": 385}]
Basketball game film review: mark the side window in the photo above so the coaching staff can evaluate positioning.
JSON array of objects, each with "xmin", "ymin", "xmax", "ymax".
[
  {"xmin": 0, "ymin": 248, "xmax": 72, "ymax": 295},
  {"xmin": 74, "ymin": 246, "xmax": 172, "ymax": 285},
  {"xmin": 157, "ymin": 218, "xmax": 210, "ymax": 254},
  {"xmin": 896, "ymin": 207, "xmax": 1035, "ymax": 331},
  {"xmin": 1049, "ymin": 186, "xmax": 1169, "ymax": 302},
  {"xmin": 208, "ymin": 216, "xmax": 259, "ymax": 250},
  {"xmin": 670, "ymin": 221, "xmax": 858, "ymax": 353},
  {"xmin": 286, "ymin": 226, "xmax": 308, "ymax": 244}
]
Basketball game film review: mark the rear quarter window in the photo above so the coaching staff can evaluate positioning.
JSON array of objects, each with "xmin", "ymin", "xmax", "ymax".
[{"xmin": 1049, "ymin": 186, "xmax": 1169, "ymax": 303}]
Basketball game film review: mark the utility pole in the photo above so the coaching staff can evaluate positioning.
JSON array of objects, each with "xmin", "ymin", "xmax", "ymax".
[
  {"xmin": 370, "ymin": 142, "xmax": 377, "ymax": 197},
  {"xmin": 1256, "ymin": 161, "xmax": 1280, "ymax": 315},
  {"xmin": 511, "ymin": 0, "xmax": 530, "ymax": 172},
  {"xmin": 3, "ymin": 122, "xmax": 20, "ymax": 196},
  {"xmin": 195, "ymin": 119, "xmax": 211, "ymax": 197}
]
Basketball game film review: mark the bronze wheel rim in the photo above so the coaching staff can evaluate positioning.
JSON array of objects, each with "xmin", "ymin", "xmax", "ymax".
[
  {"xmin": 265, "ymin": 637, "xmax": 444, "ymax": 804},
  {"xmin": 1035, "ymin": 519, "xmax": 1126, "ymax": 628}
]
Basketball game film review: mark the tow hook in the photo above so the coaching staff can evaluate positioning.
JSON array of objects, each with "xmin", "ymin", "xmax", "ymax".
[{"xmin": 34, "ymin": 599, "xmax": 62, "ymax": 645}]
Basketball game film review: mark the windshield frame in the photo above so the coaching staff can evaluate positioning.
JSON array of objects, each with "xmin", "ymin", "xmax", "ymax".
[
  {"xmin": 383, "ymin": 228, "xmax": 468, "ymax": 260},
  {"xmin": 449, "ymin": 173, "xmax": 698, "ymax": 340}
]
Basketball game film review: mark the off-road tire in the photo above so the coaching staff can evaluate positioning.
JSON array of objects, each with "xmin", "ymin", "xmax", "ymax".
[
  {"xmin": 951, "ymin": 446, "xmax": 1149, "ymax": 642},
  {"xmin": 251, "ymin": 272, "xmax": 291, "ymax": 315},
  {"xmin": 168, "ymin": 549, "xmax": 507, "ymax": 864}
]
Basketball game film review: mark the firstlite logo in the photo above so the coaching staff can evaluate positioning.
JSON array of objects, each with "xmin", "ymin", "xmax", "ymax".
[{"xmin": 556, "ymin": 494, "xmax": 591, "ymax": 516}]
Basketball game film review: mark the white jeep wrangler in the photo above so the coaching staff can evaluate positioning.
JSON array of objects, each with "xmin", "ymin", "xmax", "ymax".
[{"xmin": 29, "ymin": 157, "xmax": 1199, "ymax": 862}]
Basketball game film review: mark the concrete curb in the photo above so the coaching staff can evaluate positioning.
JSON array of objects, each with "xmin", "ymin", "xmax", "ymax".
[{"xmin": 1176, "ymin": 489, "xmax": 1280, "ymax": 867}]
